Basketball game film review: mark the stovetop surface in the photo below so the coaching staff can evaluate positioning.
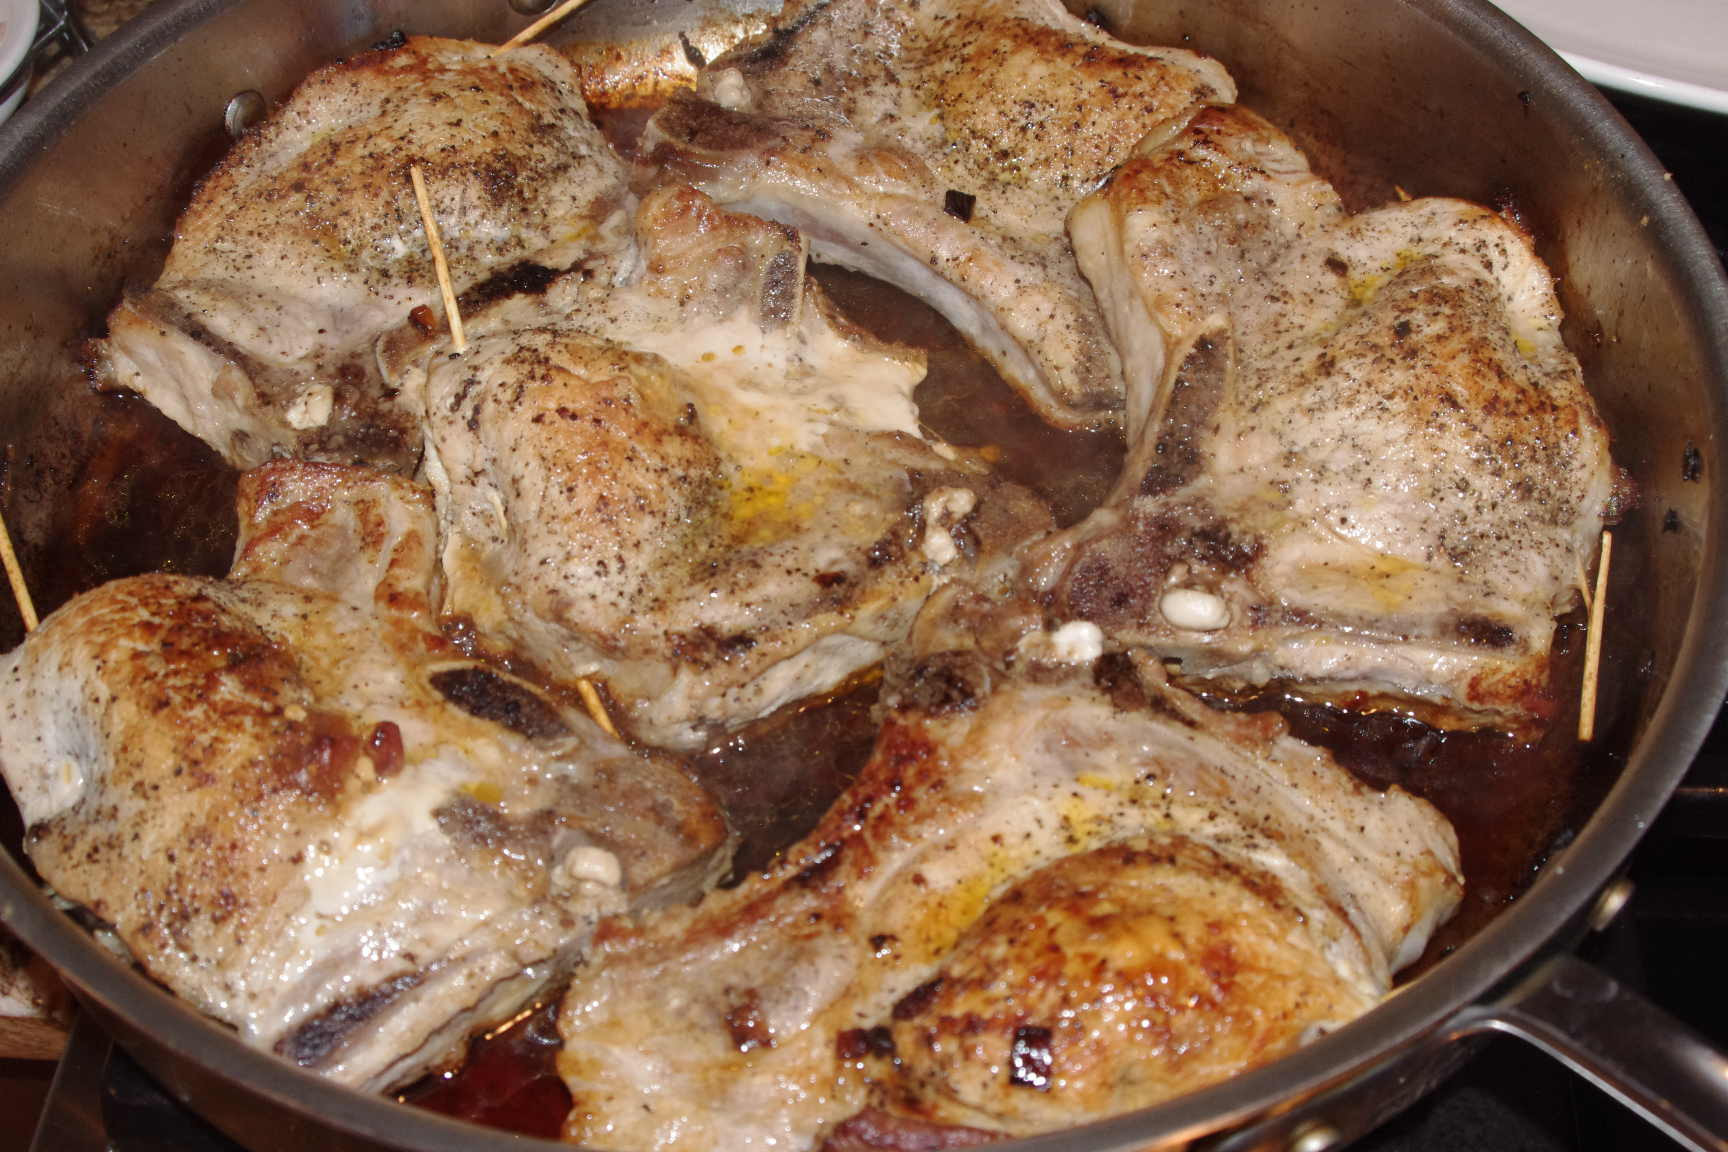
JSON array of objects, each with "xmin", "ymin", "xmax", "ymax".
[{"xmin": 22, "ymin": 66, "xmax": 1728, "ymax": 1152}]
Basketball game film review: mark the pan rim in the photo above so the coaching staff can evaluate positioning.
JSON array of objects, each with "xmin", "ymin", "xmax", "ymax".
[{"xmin": 1, "ymin": 0, "xmax": 1726, "ymax": 1148}]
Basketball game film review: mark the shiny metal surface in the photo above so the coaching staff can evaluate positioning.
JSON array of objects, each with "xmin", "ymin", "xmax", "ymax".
[
  {"xmin": 0, "ymin": 0, "xmax": 1725, "ymax": 1149},
  {"xmin": 1476, "ymin": 953, "xmax": 1728, "ymax": 1152},
  {"xmin": 221, "ymin": 88, "xmax": 265, "ymax": 138}
]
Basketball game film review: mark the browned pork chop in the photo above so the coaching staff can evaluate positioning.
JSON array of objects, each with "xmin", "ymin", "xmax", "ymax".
[
  {"xmin": 639, "ymin": 0, "xmax": 1236, "ymax": 429},
  {"xmin": 556, "ymin": 602, "xmax": 1460, "ymax": 1149},
  {"xmin": 0, "ymin": 462, "xmax": 726, "ymax": 1090},
  {"xmin": 1034, "ymin": 107, "xmax": 1621, "ymax": 726},
  {"xmin": 97, "ymin": 36, "xmax": 632, "ymax": 469},
  {"xmin": 384, "ymin": 185, "xmax": 1053, "ymax": 749}
]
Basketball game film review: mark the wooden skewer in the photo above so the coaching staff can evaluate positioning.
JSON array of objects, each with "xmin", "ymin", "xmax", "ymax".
[
  {"xmin": 493, "ymin": 0, "xmax": 594, "ymax": 56},
  {"xmin": 422, "ymin": 171, "xmax": 630, "ymax": 739},
  {"xmin": 0, "ymin": 509, "xmax": 37, "ymax": 633},
  {"xmin": 576, "ymin": 678, "xmax": 619, "ymax": 739},
  {"xmin": 408, "ymin": 164, "xmax": 468, "ymax": 354},
  {"xmin": 1578, "ymin": 529, "xmax": 1612, "ymax": 742}
]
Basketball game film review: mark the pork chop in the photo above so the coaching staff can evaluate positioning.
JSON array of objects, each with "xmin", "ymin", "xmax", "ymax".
[
  {"xmin": 556, "ymin": 596, "xmax": 1460, "ymax": 1149},
  {"xmin": 1034, "ymin": 107, "xmax": 1620, "ymax": 727},
  {"xmin": 0, "ymin": 462, "xmax": 727, "ymax": 1090},
  {"xmin": 385, "ymin": 185, "xmax": 1054, "ymax": 749},
  {"xmin": 638, "ymin": 0, "xmax": 1236, "ymax": 429},
  {"xmin": 96, "ymin": 36, "xmax": 632, "ymax": 470}
]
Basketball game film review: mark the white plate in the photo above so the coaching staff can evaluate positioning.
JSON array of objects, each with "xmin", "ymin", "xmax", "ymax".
[{"xmin": 1494, "ymin": 0, "xmax": 1728, "ymax": 113}]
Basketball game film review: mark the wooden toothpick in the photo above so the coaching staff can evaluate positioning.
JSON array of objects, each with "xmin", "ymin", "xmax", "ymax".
[
  {"xmin": 493, "ymin": 0, "xmax": 594, "ymax": 56},
  {"xmin": 410, "ymin": 162, "xmax": 615, "ymax": 737},
  {"xmin": 1578, "ymin": 529, "xmax": 1612, "ymax": 742},
  {"xmin": 0, "ymin": 510, "xmax": 38, "ymax": 633},
  {"xmin": 576, "ymin": 678, "xmax": 619, "ymax": 739},
  {"xmin": 408, "ymin": 164, "xmax": 468, "ymax": 354}
]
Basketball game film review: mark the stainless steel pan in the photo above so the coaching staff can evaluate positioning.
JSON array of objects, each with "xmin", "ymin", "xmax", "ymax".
[{"xmin": 2, "ymin": 0, "xmax": 1726, "ymax": 1149}]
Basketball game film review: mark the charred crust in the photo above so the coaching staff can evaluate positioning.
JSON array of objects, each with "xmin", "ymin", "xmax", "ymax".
[
  {"xmin": 1008, "ymin": 1024, "xmax": 1054, "ymax": 1090},
  {"xmin": 457, "ymin": 261, "xmax": 560, "ymax": 313},
  {"xmin": 942, "ymin": 189, "xmax": 977, "ymax": 222},
  {"xmin": 275, "ymin": 971, "xmax": 423, "ymax": 1067},
  {"xmin": 891, "ymin": 977, "xmax": 944, "ymax": 1021},
  {"xmin": 836, "ymin": 1025, "xmax": 897, "ymax": 1061},
  {"xmin": 723, "ymin": 989, "xmax": 774, "ymax": 1052},
  {"xmin": 1454, "ymin": 616, "xmax": 1516, "ymax": 649},
  {"xmin": 428, "ymin": 666, "xmax": 571, "ymax": 742}
]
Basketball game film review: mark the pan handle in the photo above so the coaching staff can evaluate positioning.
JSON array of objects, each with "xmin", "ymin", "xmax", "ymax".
[
  {"xmin": 1199, "ymin": 949, "xmax": 1728, "ymax": 1152},
  {"xmin": 1459, "ymin": 951, "xmax": 1728, "ymax": 1152}
]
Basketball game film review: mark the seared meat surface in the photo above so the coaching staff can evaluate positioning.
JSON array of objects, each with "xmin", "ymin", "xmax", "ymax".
[
  {"xmin": 388, "ymin": 185, "xmax": 1054, "ymax": 748},
  {"xmin": 1037, "ymin": 108, "xmax": 1618, "ymax": 726},
  {"xmin": 0, "ymin": 462, "xmax": 726, "ymax": 1090},
  {"xmin": 556, "ymin": 594, "xmax": 1460, "ymax": 1149},
  {"xmin": 98, "ymin": 36, "xmax": 631, "ymax": 469},
  {"xmin": 639, "ymin": 0, "xmax": 1235, "ymax": 428}
]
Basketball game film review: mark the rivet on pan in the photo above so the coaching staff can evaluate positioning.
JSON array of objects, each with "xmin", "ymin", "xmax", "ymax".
[
  {"xmin": 508, "ymin": 0, "xmax": 557, "ymax": 14},
  {"xmin": 1588, "ymin": 875, "xmax": 1635, "ymax": 933},
  {"xmin": 223, "ymin": 90, "xmax": 266, "ymax": 139},
  {"xmin": 1287, "ymin": 1120, "xmax": 1343, "ymax": 1152}
]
